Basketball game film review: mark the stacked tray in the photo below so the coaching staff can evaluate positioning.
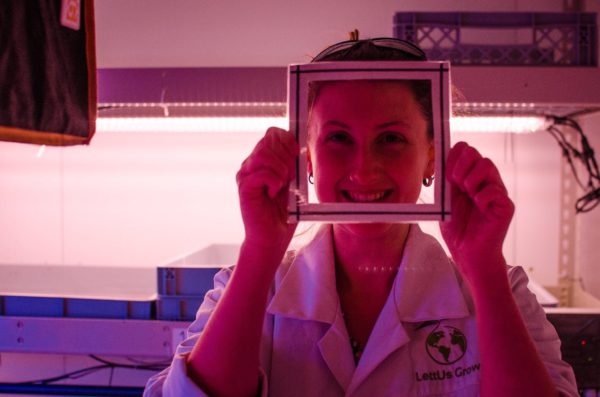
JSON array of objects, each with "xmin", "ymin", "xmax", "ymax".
[
  {"xmin": 0, "ymin": 294, "xmax": 153, "ymax": 319},
  {"xmin": 156, "ymin": 266, "xmax": 222, "ymax": 321},
  {"xmin": 0, "ymin": 264, "xmax": 156, "ymax": 319},
  {"xmin": 0, "ymin": 245, "xmax": 239, "ymax": 321},
  {"xmin": 156, "ymin": 244, "xmax": 239, "ymax": 321}
]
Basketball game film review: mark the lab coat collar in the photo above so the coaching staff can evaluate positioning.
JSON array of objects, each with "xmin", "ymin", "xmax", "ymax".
[
  {"xmin": 267, "ymin": 224, "xmax": 470, "ymax": 324},
  {"xmin": 392, "ymin": 224, "xmax": 470, "ymax": 323},
  {"xmin": 267, "ymin": 225, "xmax": 356, "ymax": 390},
  {"xmin": 317, "ymin": 306, "xmax": 356, "ymax": 391},
  {"xmin": 267, "ymin": 224, "xmax": 339, "ymax": 324},
  {"xmin": 348, "ymin": 288, "xmax": 411, "ymax": 393}
]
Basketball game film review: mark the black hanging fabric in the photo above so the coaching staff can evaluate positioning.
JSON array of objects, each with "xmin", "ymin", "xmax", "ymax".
[{"xmin": 0, "ymin": 0, "xmax": 96, "ymax": 146}]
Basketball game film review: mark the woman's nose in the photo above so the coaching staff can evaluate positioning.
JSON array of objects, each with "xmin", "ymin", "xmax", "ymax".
[{"xmin": 348, "ymin": 146, "xmax": 382, "ymax": 183}]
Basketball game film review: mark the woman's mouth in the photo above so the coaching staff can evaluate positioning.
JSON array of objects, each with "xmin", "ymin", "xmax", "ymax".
[{"xmin": 342, "ymin": 190, "xmax": 393, "ymax": 202}]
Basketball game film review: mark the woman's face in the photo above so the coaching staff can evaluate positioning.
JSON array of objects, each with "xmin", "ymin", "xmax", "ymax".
[{"xmin": 307, "ymin": 80, "xmax": 434, "ymax": 206}]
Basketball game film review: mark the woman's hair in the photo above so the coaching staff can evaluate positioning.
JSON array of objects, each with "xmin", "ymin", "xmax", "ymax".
[{"xmin": 308, "ymin": 39, "xmax": 433, "ymax": 140}]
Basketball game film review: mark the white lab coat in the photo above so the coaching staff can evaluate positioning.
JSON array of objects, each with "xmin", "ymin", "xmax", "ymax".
[{"xmin": 144, "ymin": 224, "xmax": 578, "ymax": 397}]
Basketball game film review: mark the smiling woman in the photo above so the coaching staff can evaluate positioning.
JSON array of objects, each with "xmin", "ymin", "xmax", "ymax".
[
  {"xmin": 144, "ymin": 35, "xmax": 578, "ymax": 397},
  {"xmin": 287, "ymin": 59, "xmax": 451, "ymax": 223},
  {"xmin": 307, "ymin": 80, "xmax": 434, "ymax": 206}
]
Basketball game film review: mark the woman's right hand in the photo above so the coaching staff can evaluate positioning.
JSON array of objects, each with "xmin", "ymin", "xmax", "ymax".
[
  {"xmin": 185, "ymin": 128, "xmax": 299, "ymax": 397},
  {"xmin": 236, "ymin": 127, "xmax": 299, "ymax": 258}
]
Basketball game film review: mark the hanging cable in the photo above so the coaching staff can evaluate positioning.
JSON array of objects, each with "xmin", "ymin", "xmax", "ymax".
[
  {"xmin": 546, "ymin": 115, "xmax": 600, "ymax": 213},
  {"xmin": 12, "ymin": 355, "xmax": 169, "ymax": 386}
]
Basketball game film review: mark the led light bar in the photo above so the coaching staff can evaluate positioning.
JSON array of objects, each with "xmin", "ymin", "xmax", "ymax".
[
  {"xmin": 450, "ymin": 115, "xmax": 548, "ymax": 134},
  {"xmin": 97, "ymin": 101, "xmax": 549, "ymax": 134},
  {"xmin": 96, "ymin": 115, "xmax": 547, "ymax": 134},
  {"xmin": 96, "ymin": 117, "xmax": 288, "ymax": 134}
]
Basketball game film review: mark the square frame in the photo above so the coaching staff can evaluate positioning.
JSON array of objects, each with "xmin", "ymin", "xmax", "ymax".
[{"xmin": 287, "ymin": 61, "xmax": 451, "ymax": 223}]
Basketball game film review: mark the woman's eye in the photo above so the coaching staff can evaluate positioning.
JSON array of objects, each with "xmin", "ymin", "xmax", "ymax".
[
  {"xmin": 379, "ymin": 133, "xmax": 406, "ymax": 144},
  {"xmin": 326, "ymin": 131, "xmax": 352, "ymax": 143}
]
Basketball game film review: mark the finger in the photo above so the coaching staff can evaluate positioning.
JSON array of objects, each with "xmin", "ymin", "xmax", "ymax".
[
  {"xmin": 265, "ymin": 128, "xmax": 299, "ymax": 180},
  {"xmin": 238, "ymin": 157, "xmax": 287, "ymax": 187},
  {"xmin": 463, "ymin": 157, "xmax": 507, "ymax": 198},
  {"xmin": 266, "ymin": 126, "xmax": 298, "ymax": 154},
  {"xmin": 240, "ymin": 140, "xmax": 293, "ymax": 184},
  {"xmin": 473, "ymin": 184, "xmax": 515, "ymax": 218},
  {"xmin": 235, "ymin": 128, "xmax": 299, "ymax": 223},
  {"xmin": 238, "ymin": 158, "xmax": 290, "ymax": 193},
  {"xmin": 249, "ymin": 127, "xmax": 287, "ymax": 158},
  {"xmin": 450, "ymin": 145, "xmax": 481, "ymax": 188},
  {"xmin": 264, "ymin": 127, "xmax": 298, "ymax": 160},
  {"xmin": 445, "ymin": 141, "xmax": 470, "ymax": 179},
  {"xmin": 259, "ymin": 129, "xmax": 299, "ymax": 177},
  {"xmin": 239, "ymin": 168, "xmax": 287, "ymax": 199}
]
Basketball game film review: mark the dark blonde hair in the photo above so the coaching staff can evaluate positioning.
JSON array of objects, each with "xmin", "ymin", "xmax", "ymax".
[{"xmin": 309, "ymin": 39, "xmax": 433, "ymax": 140}]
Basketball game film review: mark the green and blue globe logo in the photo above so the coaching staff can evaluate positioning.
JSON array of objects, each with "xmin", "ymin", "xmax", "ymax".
[{"xmin": 425, "ymin": 325, "xmax": 467, "ymax": 365}]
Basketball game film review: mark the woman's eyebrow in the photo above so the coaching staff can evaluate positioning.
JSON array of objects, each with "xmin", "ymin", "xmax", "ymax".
[
  {"xmin": 322, "ymin": 120, "xmax": 351, "ymax": 129},
  {"xmin": 322, "ymin": 120, "xmax": 409, "ymax": 129},
  {"xmin": 376, "ymin": 121, "xmax": 409, "ymax": 129}
]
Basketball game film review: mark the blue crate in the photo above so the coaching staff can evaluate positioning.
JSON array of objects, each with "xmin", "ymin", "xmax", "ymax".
[
  {"xmin": 156, "ymin": 295, "xmax": 205, "ymax": 321},
  {"xmin": 67, "ymin": 298, "xmax": 153, "ymax": 319},
  {"xmin": 157, "ymin": 266, "xmax": 222, "ymax": 296},
  {"xmin": 158, "ymin": 244, "xmax": 238, "ymax": 296},
  {"xmin": 394, "ymin": 12, "xmax": 597, "ymax": 66},
  {"xmin": 154, "ymin": 244, "xmax": 238, "ymax": 320},
  {"xmin": 0, "ymin": 295, "xmax": 153, "ymax": 319},
  {"xmin": 1, "ymin": 296, "xmax": 64, "ymax": 317}
]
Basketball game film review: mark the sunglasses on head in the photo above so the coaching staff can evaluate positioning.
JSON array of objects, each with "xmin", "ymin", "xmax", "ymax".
[{"xmin": 312, "ymin": 37, "xmax": 427, "ymax": 62}]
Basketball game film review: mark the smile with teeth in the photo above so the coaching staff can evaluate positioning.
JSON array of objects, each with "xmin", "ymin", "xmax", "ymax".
[{"xmin": 343, "ymin": 190, "xmax": 392, "ymax": 202}]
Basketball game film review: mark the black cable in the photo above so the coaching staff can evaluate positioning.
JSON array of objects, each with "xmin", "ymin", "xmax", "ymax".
[
  {"xmin": 12, "ymin": 355, "xmax": 169, "ymax": 386},
  {"xmin": 546, "ymin": 115, "xmax": 600, "ymax": 213},
  {"xmin": 563, "ymin": 317, "xmax": 600, "ymax": 344},
  {"xmin": 88, "ymin": 355, "xmax": 170, "ymax": 371},
  {"xmin": 15, "ymin": 364, "xmax": 110, "ymax": 385},
  {"xmin": 0, "ymin": 383, "xmax": 144, "ymax": 396}
]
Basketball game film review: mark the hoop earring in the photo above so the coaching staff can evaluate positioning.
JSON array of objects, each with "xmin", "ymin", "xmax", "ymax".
[
  {"xmin": 423, "ymin": 175, "xmax": 434, "ymax": 187},
  {"xmin": 308, "ymin": 173, "xmax": 314, "ymax": 185}
]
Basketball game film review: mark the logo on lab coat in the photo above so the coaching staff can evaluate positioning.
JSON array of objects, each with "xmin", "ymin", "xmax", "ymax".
[{"xmin": 425, "ymin": 324, "xmax": 467, "ymax": 365}]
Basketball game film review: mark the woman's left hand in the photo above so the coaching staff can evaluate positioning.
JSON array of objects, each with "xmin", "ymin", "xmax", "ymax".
[{"xmin": 440, "ymin": 141, "xmax": 515, "ymax": 288}]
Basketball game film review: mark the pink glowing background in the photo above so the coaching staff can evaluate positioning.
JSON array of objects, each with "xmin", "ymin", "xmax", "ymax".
[{"xmin": 0, "ymin": 0, "xmax": 598, "ymax": 293}]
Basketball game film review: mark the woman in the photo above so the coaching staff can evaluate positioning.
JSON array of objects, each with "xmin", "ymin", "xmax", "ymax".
[{"xmin": 145, "ymin": 37, "xmax": 577, "ymax": 397}]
